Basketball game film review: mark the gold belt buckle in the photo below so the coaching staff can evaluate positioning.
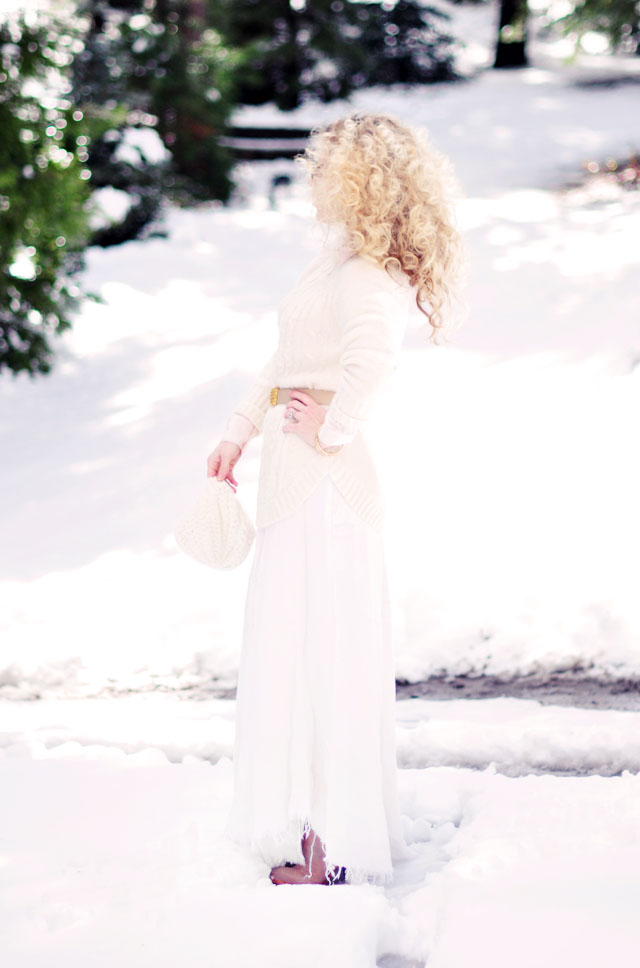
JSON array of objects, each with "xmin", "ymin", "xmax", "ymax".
[{"xmin": 270, "ymin": 386, "xmax": 279, "ymax": 406}]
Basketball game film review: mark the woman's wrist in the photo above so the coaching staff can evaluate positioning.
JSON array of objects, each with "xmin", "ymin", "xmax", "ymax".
[
  {"xmin": 220, "ymin": 439, "xmax": 242, "ymax": 455},
  {"xmin": 314, "ymin": 430, "xmax": 343, "ymax": 456}
]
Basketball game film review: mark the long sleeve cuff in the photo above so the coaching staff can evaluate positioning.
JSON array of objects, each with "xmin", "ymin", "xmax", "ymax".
[
  {"xmin": 221, "ymin": 411, "xmax": 259, "ymax": 452},
  {"xmin": 317, "ymin": 409, "xmax": 358, "ymax": 448}
]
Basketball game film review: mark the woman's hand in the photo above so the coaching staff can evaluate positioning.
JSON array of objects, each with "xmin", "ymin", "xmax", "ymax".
[
  {"xmin": 207, "ymin": 441, "xmax": 242, "ymax": 492},
  {"xmin": 281, "ymin": 390, "xmax": 341, "ymax": 453}
]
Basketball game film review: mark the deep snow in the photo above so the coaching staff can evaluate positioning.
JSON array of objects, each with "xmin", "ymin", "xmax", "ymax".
[{"xmin": 2, "ymin": 698, "xmax": 640, "ymax": 967}]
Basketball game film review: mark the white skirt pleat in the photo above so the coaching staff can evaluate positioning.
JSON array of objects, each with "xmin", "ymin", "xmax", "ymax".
[{"xmin": 223, "ymin": 475, "xmax": 408, "ymax": 886}]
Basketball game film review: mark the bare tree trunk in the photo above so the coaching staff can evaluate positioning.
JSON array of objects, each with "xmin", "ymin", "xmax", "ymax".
[
  {"xmin": 184, "ymin": 0, "xmax": 207, "ymax": 44},
  {"xmin": 494, "ymin": 0, "xmax": 528, "ymax": 68}
]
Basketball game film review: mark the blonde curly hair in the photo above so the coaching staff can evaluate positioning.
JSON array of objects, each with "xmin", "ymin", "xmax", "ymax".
[{"xmin": 295, "ymin": 112, "xmax": 465, "ymax": 339}]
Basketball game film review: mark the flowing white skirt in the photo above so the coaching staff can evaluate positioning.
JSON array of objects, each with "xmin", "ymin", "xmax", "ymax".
[{"xmin": 223, "ymin": 474, "xmax": 408, "ymax": 886}]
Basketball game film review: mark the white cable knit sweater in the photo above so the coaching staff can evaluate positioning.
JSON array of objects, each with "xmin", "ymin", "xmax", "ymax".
[{"xmin": 221, "ymin": 232, "xmax": 414, "ymax": 533}]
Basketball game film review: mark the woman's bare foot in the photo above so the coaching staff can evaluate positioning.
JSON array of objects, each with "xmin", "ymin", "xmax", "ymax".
[{"xmin": 269, "ymin": 826, "xmax": 345, "ymax": 885}]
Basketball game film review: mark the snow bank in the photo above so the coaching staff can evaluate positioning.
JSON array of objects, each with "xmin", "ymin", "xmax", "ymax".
[
  {"xmin": 3, "ymin": 693, "xmax": 640, "ymax": 777},
  {"xmin": 1, "ymin": 12, "xmax": 639, "ymax": 696}
]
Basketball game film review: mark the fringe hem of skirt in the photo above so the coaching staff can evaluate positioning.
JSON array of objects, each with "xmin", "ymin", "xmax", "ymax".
[{"xmin": 242, "ymin": 814, "xmax": 395, "ymax": 888}]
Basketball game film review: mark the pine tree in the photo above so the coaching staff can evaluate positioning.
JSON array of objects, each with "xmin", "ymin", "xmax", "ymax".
[
  {"xmin": 552, "ymin": 0, "xmax": 640, "ymax": 55},
  {"xmin": 72, "ymin": 0, "xmax": 240, "ymax": 245},
  {"xmin": 0, "ymin": 13, "xmax": 92, "ymax": 377},
  {"xmin": 461, "ymin": 0, "xmax": 639, "ymax": 69},
  {"xmin": 217, "ymin": 0, "xmax": 457, "ymax": 112},
  {"xmin": 145, "ymin": 0, "xmax": 239, "ymax": 201}
]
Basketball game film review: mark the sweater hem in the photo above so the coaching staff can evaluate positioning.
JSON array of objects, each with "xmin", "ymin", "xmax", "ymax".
[{"xmin": 255, "ymin": 461, "xmax": 384, "ymax": 535}]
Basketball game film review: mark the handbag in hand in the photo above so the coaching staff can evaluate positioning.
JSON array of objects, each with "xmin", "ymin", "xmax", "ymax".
[{"xmin": 174, "ymin": 477, "xmax": 255, "ymax": 570}]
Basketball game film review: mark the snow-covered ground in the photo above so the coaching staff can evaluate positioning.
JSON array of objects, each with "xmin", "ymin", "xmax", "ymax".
[
  {"xmin": 2, "ymin": 692, "xmax": 640, "ymax": 966},
  {"xmin": 2, "ymin": 3, "xmax": 640, "ymax": 963}
]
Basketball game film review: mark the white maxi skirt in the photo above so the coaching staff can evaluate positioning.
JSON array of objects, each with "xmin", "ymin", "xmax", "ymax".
[{"xmin": 224, "ymin": 474, "xmax": 407, "ymax": 886}]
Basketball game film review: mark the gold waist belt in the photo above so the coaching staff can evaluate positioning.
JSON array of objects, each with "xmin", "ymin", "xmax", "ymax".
[{"xmin": 270, "ymin": 386, "xmax": 335, "ymax": 406}]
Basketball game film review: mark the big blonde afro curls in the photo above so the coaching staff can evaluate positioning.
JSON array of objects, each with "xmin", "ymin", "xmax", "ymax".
[{"xmin": 296, "ymin": 112, "xmax": 465, "ymax": 339}]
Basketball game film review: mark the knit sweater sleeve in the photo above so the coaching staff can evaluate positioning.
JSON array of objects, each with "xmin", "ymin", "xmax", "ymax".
[
  {"xmin": 220, "ymin": 411, "xmax": 258, "ymax": 453},
  {"xmin": 318, "ymin": 259, "xmax": 409, "ymax": 449},
  {"xmin": 223, "ymin": 350, "xmax": 278, "ymax": 439}
]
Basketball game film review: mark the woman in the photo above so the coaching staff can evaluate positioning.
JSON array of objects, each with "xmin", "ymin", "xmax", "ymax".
[{"xmin": 208, "ymin": 113, "xmax": 463, "ymax": 887}]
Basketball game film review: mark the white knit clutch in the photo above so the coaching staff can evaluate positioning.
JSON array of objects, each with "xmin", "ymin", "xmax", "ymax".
[{"xmin": 174, "ymin": 478, "xmax": 256, "ymax": 569}]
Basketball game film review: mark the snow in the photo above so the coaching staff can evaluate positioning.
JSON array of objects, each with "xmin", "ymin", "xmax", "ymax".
[
  {"xmin": 2, "ymin": 2, "xmax": 640, "ymax": 963},
  {"xmin": 3, "ymin": 691, "xmax": 640, "ymax": 777},
  {"xmin": 1, "ymin": 694, "xmax": 640, "ymax": 966},
  {"xmin": 87, "ymin": 187, "xmax": 133, "ymax": 231},
  {"xmin": 113, "ymin": 126, "xmax": 171, "ymax": 166},
  {"xmin": 3, "ymin": 50, "xmax": 640, "ymax": 694}
]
